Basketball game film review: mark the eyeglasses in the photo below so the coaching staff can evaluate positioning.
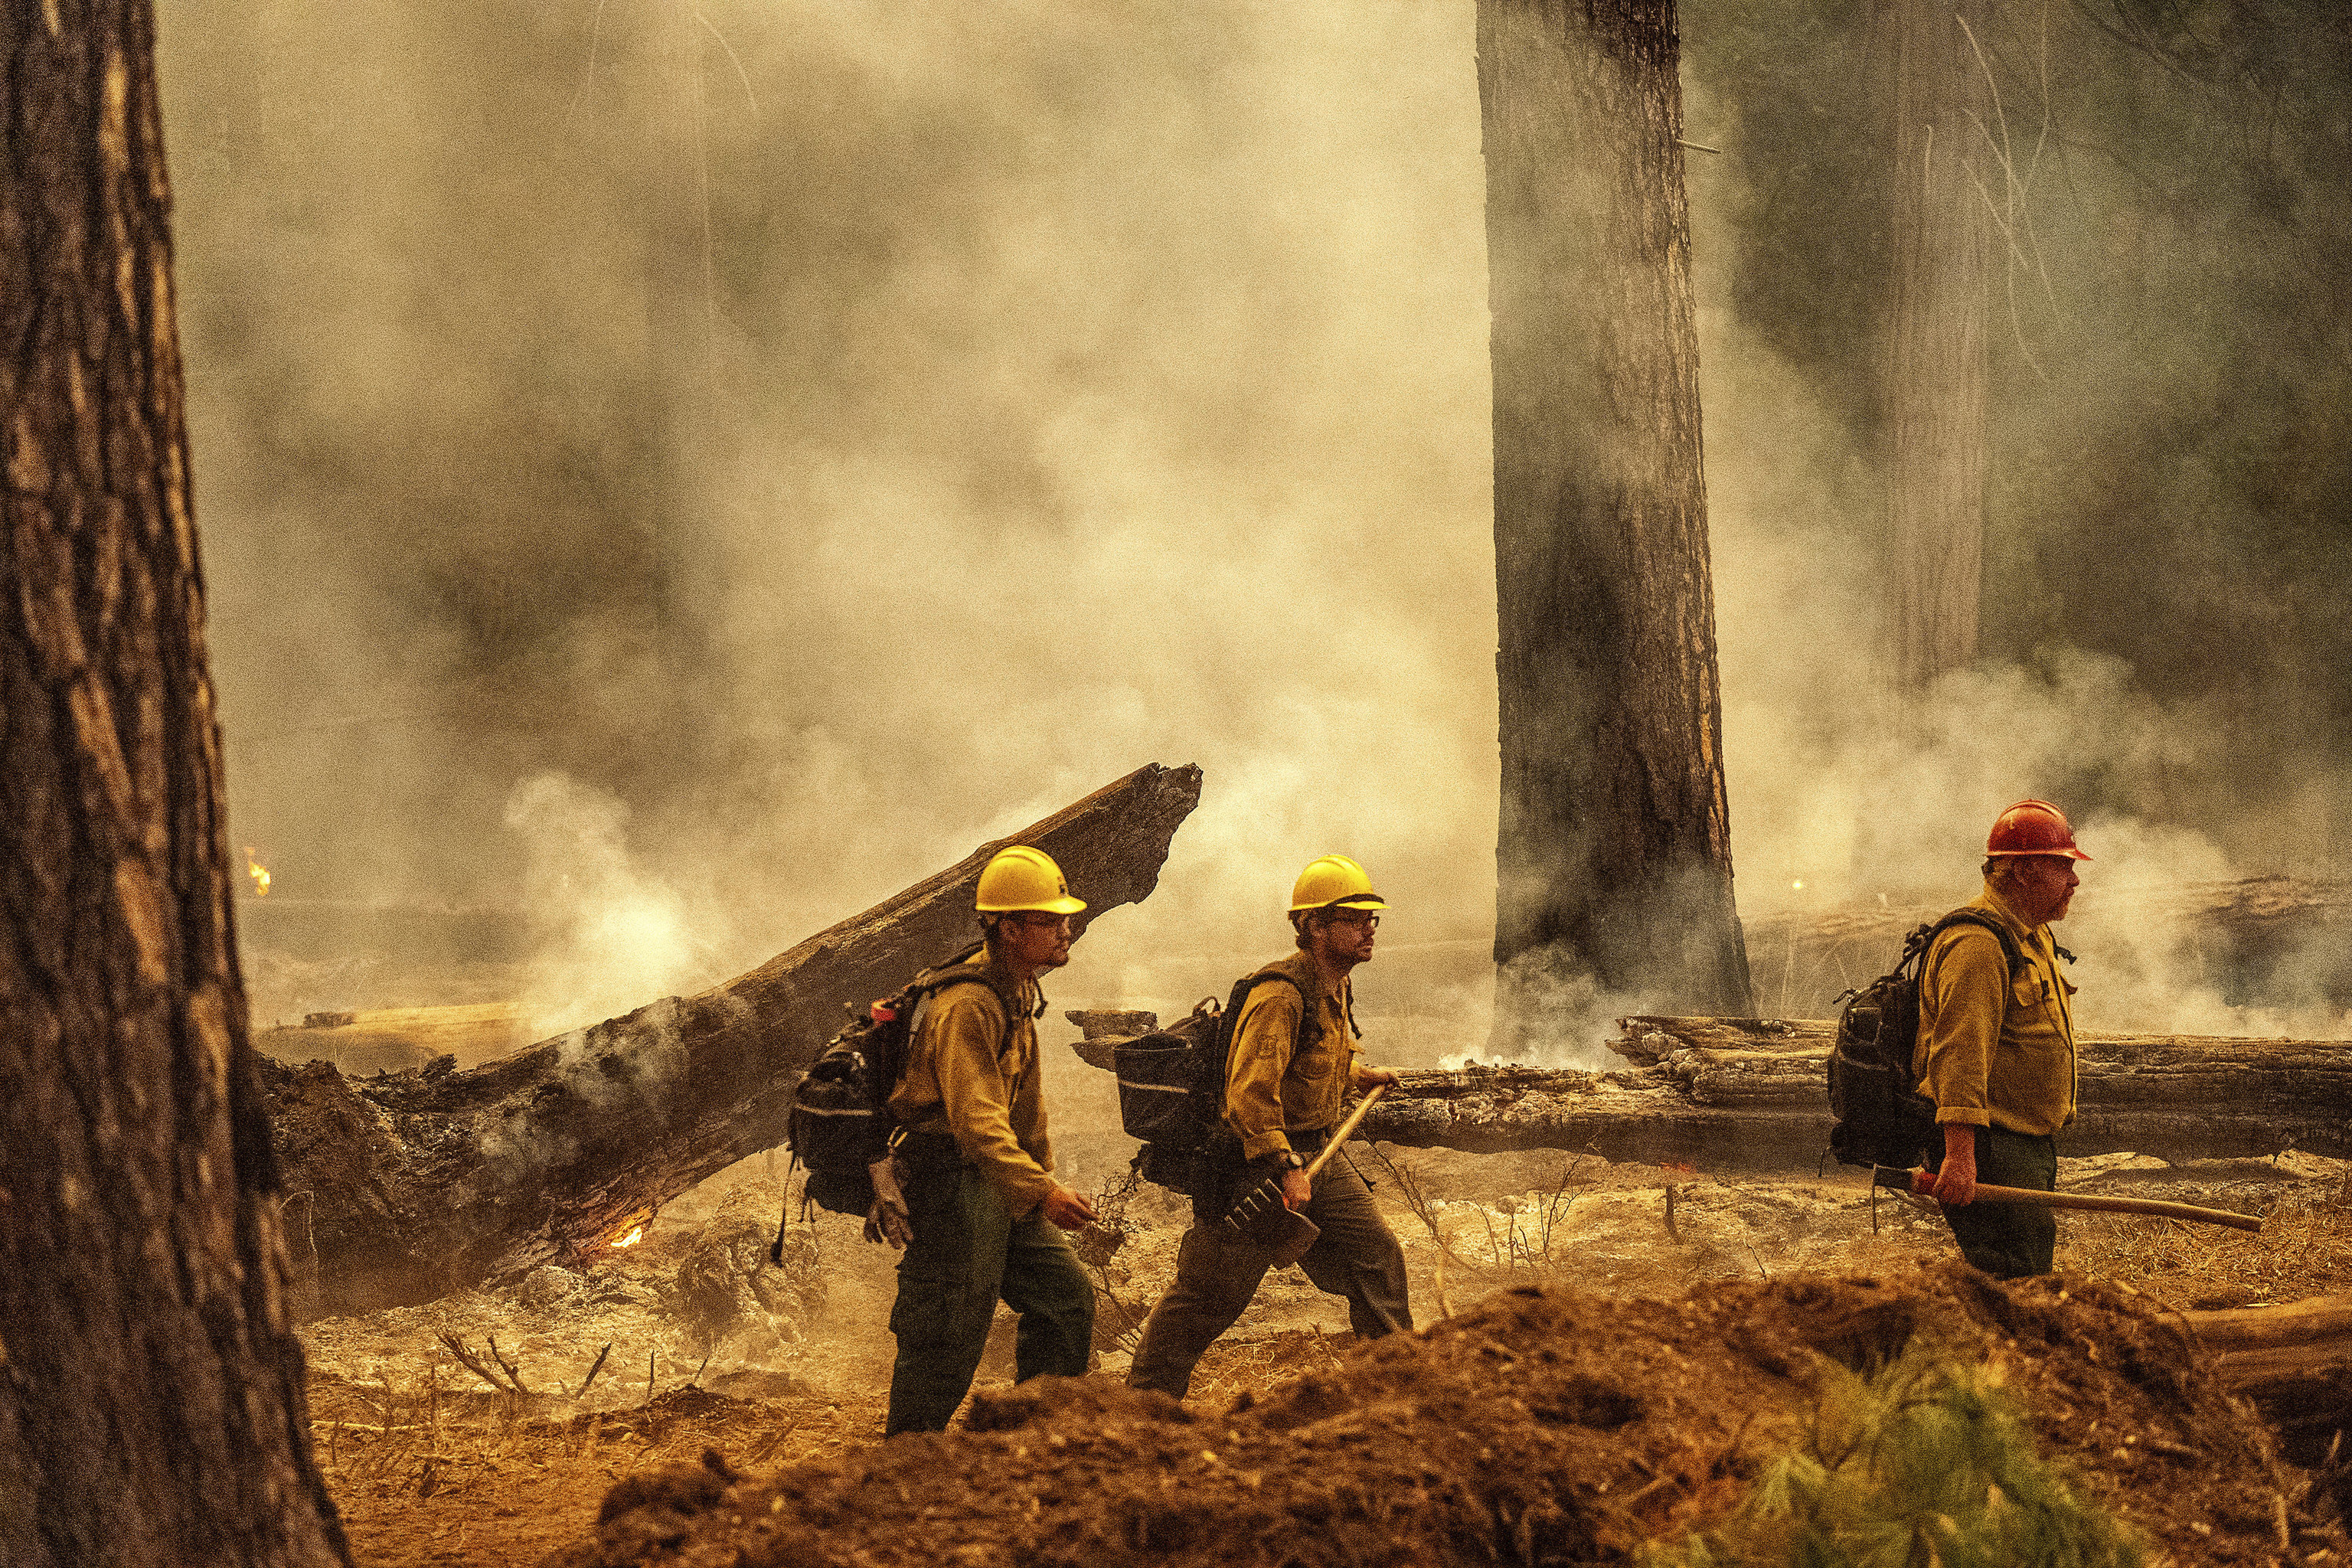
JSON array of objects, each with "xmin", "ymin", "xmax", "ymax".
[
  {"xmin": 1325, "ymin": 911, "xmax": 1380, "ymax": 930},
  {"xmin": 1004, "ymin": 913, "xmax": 1075, "ymax": 932}
]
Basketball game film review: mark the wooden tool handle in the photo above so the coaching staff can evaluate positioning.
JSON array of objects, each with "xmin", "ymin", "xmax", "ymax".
[
  {"xmin": 1302, "ymin": 1083, "xmax": 1390, "ymax": 1181},
  {"xmin": 1909, "ymin": 1171, "xmax": 2262, "ymax": 1232}
]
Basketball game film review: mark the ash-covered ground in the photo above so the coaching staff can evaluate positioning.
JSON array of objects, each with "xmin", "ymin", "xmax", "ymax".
[
  {"xmin": 290, "ymin": 1013, "xmax": 2352, "ymax": 1567},
  {"xmin": 261, "ymin": 923, "xmax": 2352, "ymax": 1566}
]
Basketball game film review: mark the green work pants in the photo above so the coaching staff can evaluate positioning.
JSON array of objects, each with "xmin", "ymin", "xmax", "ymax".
[
  {"xmin": 884, "ymin": 1152, "xmax": 1094, "ymax": 1436},
  {"xmin": 1927, "ymin": 1124, "xmax": 2059, "ymax": 1279},
  {"xmin": 1127, "ymin": 1152, "xmax": 1411, "ymax": 1400}
]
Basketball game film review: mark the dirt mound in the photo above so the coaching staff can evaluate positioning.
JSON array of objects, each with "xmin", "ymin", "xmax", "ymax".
[{"xmin": 548, "ymin": 1262, "xmax": 2337, "ymax": 1567}]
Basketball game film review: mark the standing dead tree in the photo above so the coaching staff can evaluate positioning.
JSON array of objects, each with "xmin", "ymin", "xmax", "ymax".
[
  {"xmin": 1479, "ymin": 0, "xmax": 1753, "ymax": 1048},
  {"xmin": 1877, "ymin": 0, "xmax": 1994, "ymax": 685},
  {"xmin": 0, "ymin": 3, "xmax": 351, "ymax": 1563},
  {"xmin": 264, "ymin": 763, "xmax": 1201, "ymax": 1318}
]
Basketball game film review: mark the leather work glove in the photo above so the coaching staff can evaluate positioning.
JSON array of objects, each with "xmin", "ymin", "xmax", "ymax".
[{"xmin": 864, "ymin": 1153, "xmax": 914, "ymax": 1248}]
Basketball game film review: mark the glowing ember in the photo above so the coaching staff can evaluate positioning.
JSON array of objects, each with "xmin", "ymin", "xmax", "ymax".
[
  {"xmin": 1791, "ymin": 879, "xmax": 1805, "ymax": 892},
  {"xmin": 245, "ymin": 848, "xmax": 271, "ymax": 898},
  {"xmin": 611, "ymin": 1226, "xmax": 644, "ymax": 1249}
]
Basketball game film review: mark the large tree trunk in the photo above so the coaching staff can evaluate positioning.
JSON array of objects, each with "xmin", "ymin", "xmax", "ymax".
[
  {"xmin": 1479, "ymin": 0, "xmax": 1753, "ymax": 1047},
  {"xmin": 0, "ymin": 6, "xmax": 350, "ymax": 1563},
  {"xmin": 1879, "ymin": 0, "xmax": 1991, "ymax": 684},
  {"xmin": 1349, "ymin": 1016, "xmax": 2352, "ymax": 1167},
  {"xmin": 263, "ymin": 763, "xmax": 1200, "ymax": 1320}
]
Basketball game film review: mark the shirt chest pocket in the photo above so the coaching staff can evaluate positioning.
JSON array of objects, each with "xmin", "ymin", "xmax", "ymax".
[{"xmin": 2007, "ymin": 972, "xmax": 2056, "ymax": 1023}]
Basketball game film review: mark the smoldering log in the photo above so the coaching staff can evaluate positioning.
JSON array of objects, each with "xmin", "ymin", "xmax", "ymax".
[
  {"xmin": 1074, "ymin": 1010, "xmax": 2351, "ymax": 1168},
  {"xmin": 263, "ymin": 763, "xmax": 1201, "ymax": 1318},
  {"xmin": 1358, "ymin": 1016, "xmax": 2352, "ymax": 1167},
  {"xmin": 2184, "ymin": 1296, "xmax": 2352, "ymax": 1461}
]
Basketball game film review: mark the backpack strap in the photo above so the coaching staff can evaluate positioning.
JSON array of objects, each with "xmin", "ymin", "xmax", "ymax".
[
  {"xmin": 1923, "ymin": 908, "xmax": 2030, "ymax": 981},
  {"xmin": 909, "ymin": 962, "xmax": 1035, "ymax": 1047},
  {"xmin": 905, "ymin": 938, "xmax": 1031, "ymax": 1018},
  {"xmin": 1214, "ymin": 969, "xmax": 1308, "ymax": 1086}
]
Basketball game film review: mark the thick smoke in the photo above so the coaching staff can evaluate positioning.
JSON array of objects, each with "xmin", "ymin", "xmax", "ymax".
[{"xmin": 158, "ymin": 0, "xmax": 2348, "ymax": 1057}]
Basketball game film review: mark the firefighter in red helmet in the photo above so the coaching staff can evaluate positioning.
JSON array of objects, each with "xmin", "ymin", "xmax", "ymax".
[{"xmin": 1913, "ymin": 799, "xmax": 2089, "ymax": 1276}]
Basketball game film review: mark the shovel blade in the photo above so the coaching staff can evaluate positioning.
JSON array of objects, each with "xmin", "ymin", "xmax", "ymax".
[
  {"xmin": 1224, "ymin": 1184, "xmax": 1321, "ymax": 1265},
  {"xmin": 1260, "ymin": 1209, "xmax": 1320, "ymax": 1267}
]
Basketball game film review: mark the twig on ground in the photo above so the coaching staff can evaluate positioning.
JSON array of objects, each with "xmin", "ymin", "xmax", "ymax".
[
  {"xmin": 573, "ymin": 1343, "xmax": 612, "ymax": 1400},
  {"xmin": 746, "ymin": 1419, "xmax": 800, "ymax": 1466},
  {"xmin": 485, "ymin": 1334, "xmax": 529, "ymax": 1394},
  {"xmin": 438, "ymin": 1334, "xmax": 524, "ymax": 1396}
]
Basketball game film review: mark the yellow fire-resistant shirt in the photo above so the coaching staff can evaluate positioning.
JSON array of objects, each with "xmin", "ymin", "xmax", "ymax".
[
  {"xmin": 886, "ymin": 951, "xmax": 1057, "ymax": 1213},
  {"xmin": 1913, "ymin": 881, "xmax": 2079, "ymax": 1136},
  {"xmin": 1223, "ymin": 951, "xmax": 1361, "ymax": 1161}
]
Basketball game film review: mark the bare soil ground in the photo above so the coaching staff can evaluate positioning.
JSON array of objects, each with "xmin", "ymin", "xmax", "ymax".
[
  {"xmin": 299, "ymin": 1145, "xmax": 2352, "ymax": 1568},
  {"xmin": 547, "ymin": 1267, "xmax": 2334, "ymax": 1568}
]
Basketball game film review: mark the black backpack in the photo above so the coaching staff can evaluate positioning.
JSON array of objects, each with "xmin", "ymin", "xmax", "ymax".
[
  {"xmin": 1117, "ymin": 966, "xmax": 1357, "ymax": 1195},
  {"xmin": 1826, "ymin": 910, "xmax": 2027, "ymax": 1170},
  {"xmin": 783, "ymin": 947, "xmax": 1025, "ymax": 1220}
]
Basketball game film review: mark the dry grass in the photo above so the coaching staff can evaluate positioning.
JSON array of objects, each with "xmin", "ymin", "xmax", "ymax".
[
  {"xmin": 1369, "ymin": 1144, "xmax": 1597, "ymax": 1290},
  {"xmin": 1183, "ymin": 1326, "xmax": 1353, "ymax": 1407},
  {"xmin": 310, "ymin": 1353, "xmax": 868, "ymax": 1566},
  {"xmin": 2066, "ymin": 1181, "xmax": 2352, "ymax": 1308}
]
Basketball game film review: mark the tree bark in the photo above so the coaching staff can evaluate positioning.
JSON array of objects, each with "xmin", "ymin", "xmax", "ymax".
[
  {"xmin": 0, "ymin": 5, "xmax": 350, "ymax": 1563},
  {"xmin": 1878, "ymin": 0, "xmax": 1991, "ymax": 685},
  {"xmin": 1057, "ymin": 1006, "xmax": 2348, "ymax": 1166},
  {"xmin": 263, "ymin": 763, "xmax": 1200, "ymax": 1320},
  {"xmin": 1341, "ymin": 1015, "xmax": 2352, "ymax": 1167},
  {"xmin": 2184, "ymin": 1296, "xmax": 2352, "ymax": 1468},
  {"xmin": 1479, "ymin": 0, "xmax": 1753, "ymax": 1045}
]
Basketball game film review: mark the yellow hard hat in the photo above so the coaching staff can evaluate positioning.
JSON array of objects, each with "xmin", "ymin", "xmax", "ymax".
[
  {"xmin": 1289, "ymin": 854, "xmax": 1390, "ymax": 913},
  {"xmin": 975, "ymin": 844, "xmax": 1087, "ymax": 914}
]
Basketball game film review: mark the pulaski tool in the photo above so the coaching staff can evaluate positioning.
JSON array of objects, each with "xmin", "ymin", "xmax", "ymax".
[
  {"xmin": 1224, "ymin": 1083, "xmax": 1393, "ymax": 1266},
  {"xmin": 1871, "ymin": 1164, "xmax": 2262, "ymax": 1232}
]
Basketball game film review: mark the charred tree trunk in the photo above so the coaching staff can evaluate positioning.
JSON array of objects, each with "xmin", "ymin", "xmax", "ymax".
[
  {"xmin": 1479, "ymin": 0, "xmax": 1753, "ymax": 1047},
  {"xmin": 263, "ymin": 763, "xmax": 1200, "ymax": 1319},
  {"xmin": 1879, "ymin": 0, "xmax": 1991, "ymax": 685},
  {"xmin": 0, "ymin": 6, "xmax": 350, "ymax": 1563}
]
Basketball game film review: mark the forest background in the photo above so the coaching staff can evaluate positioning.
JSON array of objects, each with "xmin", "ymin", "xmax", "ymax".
[{"xmin": 159, "ymin": 0, "xmax": 2352, "ymax": 1049}]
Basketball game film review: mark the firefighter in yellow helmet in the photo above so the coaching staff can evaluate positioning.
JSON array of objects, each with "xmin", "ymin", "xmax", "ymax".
[
  {"xmin": 881, "ymin": 844, "xmax": 1099, "ymax": 1434},
  {"xmin": 1127, "ymin": 854, "xmax": 1411, "ymax": 1399}
]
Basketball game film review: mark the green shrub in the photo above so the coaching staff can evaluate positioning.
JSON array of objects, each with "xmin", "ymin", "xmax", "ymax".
[{"xmin": 1643, "ymin": 1345, "xmax": 2143, "ymax": 1568}]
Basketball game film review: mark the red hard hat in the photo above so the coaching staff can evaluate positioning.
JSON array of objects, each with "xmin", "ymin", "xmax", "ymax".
[{"xmin": 1985, "ymin": 799, "xmax": 2090, "ymax": 860}]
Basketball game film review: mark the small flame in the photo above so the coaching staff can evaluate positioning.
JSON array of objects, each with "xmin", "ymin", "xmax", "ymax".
[
  {"xmin": 1791, "ymin": 879, "xmax": 1805, "ymax": 892},
  {"xmin": 611, "ymin": 1225, "xmax": 644, "ymax": 1249},
  {"xmin": 245, "ymin": 848, "xmax": 271, "ymax": 898}
]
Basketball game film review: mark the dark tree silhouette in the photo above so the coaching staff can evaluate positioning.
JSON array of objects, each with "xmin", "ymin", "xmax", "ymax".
[
  {"xmin": 1479, "ymin": 0, "xmax": 1753, "ymax": 1045},
  {"xmin": 0, "ymin": 5, "xmax": 349, "ymax": 1563}
]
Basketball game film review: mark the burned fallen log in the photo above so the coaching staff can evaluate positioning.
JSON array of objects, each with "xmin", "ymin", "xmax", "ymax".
[
  {"xmin": 2184, "ymin": 1296, "xmax": 2352, "ymax": 1465},
  {"xmin": 1359, "ymin": 1058, "xmax": 1824, "ymax": 1167},
  {"xmin": 1596, "ymin": 1015, "xmax": 2352, "ymax": 1166},
  {"xmin": 263, "ymin": 763, "xmax": 1201, "ymax": 1318},
  {"xmin": 1067, "ymin": 1008, "xmax": 2350, "ymax": 1168}
]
